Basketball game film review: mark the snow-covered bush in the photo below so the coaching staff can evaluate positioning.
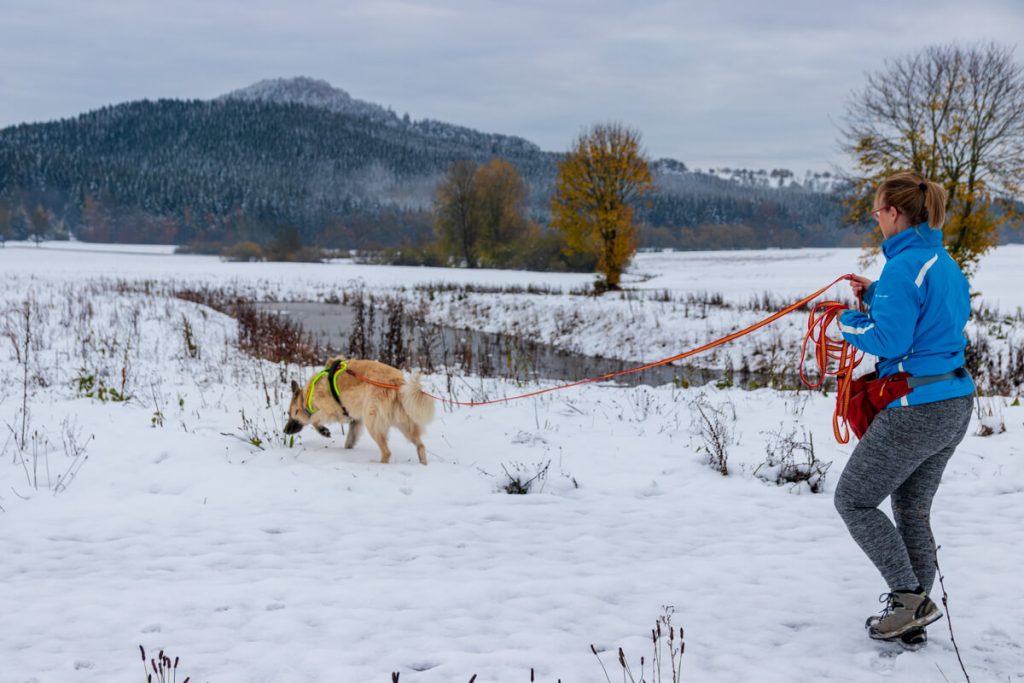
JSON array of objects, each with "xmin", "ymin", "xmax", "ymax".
[
  {"xmin": 754, "ymin": 427, "xmax": 831, "ymax": 494},
  {"xmin": 975, "ymin": 397, "xmax": 1007, "ymax": 436}
]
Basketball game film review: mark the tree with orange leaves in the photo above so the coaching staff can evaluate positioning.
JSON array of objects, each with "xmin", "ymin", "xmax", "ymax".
[{"xmin": 550, "ymin": 123, "xmax": 653, "ymax": 291}]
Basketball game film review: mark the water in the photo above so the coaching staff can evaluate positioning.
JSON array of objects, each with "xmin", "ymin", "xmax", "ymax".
[{"xmin": 256, "ymin": 301, "xmax": 777, "ymax": 389}]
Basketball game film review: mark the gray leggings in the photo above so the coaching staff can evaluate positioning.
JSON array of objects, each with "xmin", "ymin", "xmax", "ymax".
[{"xmin": 834, "ymin": 395, "xmax": 973, "ymax": 593}]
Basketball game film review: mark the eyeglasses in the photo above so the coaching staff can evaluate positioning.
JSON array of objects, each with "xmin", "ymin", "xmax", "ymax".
[{"xmin": 869, "ymin": 205, "xmax": 893, "ymax": 222}]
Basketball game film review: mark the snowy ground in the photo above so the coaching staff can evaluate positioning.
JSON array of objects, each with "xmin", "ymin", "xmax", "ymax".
[{"xmin": 0, "ymin": 243, "xmax": 1022, "ymax": 682}]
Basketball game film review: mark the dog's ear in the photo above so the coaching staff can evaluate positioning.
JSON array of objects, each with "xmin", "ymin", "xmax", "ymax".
[
  {"xmin": 316, "ymin": 425, "xmax": 331, "ymax": 438},
  {"xmin": 291, "ymin": 380, "xmax": 300, "ymax": 396}
]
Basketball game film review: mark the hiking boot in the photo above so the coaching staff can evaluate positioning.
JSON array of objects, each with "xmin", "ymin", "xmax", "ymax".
[
  {"xmin": 899, "ymin": 627, "xmax": 928, "ymax": 651},
  {"xmin": 866, "ymin": 591, "xmax": 942, "ymax": 640},
  {"xmin": 866, "ymin": 614, "xmax": 929, "ymax": 650}
]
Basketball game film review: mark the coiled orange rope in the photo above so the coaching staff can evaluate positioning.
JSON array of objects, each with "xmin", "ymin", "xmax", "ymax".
[
  {"xmin": 798, "ymin": 300, "xmax": 865, "ymax": 443},
  {"xmin": 346, "ymin": 274, "xmax": 865, "ymax": 442}
]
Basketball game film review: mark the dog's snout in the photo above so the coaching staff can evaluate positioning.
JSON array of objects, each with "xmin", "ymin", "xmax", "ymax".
[{"xmin": 283, "ymin": 419, "xmax": 305, "ymax": 435}]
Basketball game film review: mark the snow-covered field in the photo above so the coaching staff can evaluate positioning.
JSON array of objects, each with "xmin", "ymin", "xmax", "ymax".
[{"xmin": 1, "ymin": 243, "xmax": 1022, "ymax": 682}]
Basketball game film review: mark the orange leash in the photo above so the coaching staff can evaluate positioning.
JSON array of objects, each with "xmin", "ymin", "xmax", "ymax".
[
  {"xmin": 798, "ymin": 300, "xmax": 864, "ymax": 443},
  {"xmin": 347, "ymin": 275, "xmax": 864, "ymax": 439}
]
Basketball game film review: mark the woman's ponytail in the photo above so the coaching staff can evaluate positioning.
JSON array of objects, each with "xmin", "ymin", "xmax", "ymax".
[
  {"xmin": 922, "ymin": 179, "xmax": 946, "ymax": 228},
  {"xmin": 877, "ymin": 172, "xmax": 947, "ymax": 228}
]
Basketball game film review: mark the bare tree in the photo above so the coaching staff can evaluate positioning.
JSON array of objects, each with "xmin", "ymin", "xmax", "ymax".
[{"xmin": 841, "ymin": 43, "xmax": 1024, "ymax": 277}]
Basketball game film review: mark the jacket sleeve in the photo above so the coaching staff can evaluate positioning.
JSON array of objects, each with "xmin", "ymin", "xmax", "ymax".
[
  {"xmin": 861, "ymin": 281, "xmax": 877, "ymax": 309},
  {"xmin": 838, "ymin": 263, "xmax": 921, "ymax": 358}
]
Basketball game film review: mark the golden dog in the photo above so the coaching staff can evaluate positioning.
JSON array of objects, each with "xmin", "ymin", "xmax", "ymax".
[{"xmin": 284, "ymin": 358, "xmax": 435, "ymax": 465}]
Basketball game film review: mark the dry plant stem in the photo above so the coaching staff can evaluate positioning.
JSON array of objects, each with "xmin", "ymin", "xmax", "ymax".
[
  {"xmin": 8, "ymin": 423, "xmax": 31, "ymax": 484},
  {"xmin": 933, "ymin": 541, "xmax": 971, "ymax": 683},
  {"xmin": 2, "ymin": 430, "xmax": 12, "ymax": 465},
  {"xmin": 693, "ymin": 398, "xmax": 729, "ymax": 475},
  {"xmin": 150, "ymin": 384, "xmax": 165, "ymax": 427},
  {"xmin": 618, "ymin": 646, "xmax": 638, "ymax": 682},
  {"xmin": 256, "ymin": 358, "xmax": 271, "ymax": 408},
  {"xmin": 4, "ymin": 298, "xmax": 36, "ymax": 449},
  {"xmin": 591, "ymin": 644, "xmax": 614, "ymax": 683},
  {"xmin": 53, "ymin": 441, "xmax": 91, "ymax": 495},
  {"xmin": 20, "ymin": 316, "xmax": 29, "ymax": 447},
  {"xmin": 42, "ymin": 432, "xmax": 51, "ymax": 489}
]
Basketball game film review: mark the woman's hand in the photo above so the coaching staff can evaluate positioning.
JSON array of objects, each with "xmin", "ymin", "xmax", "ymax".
[{"xmin": 848, "ymin": 274, "xmax": 872, "ymax": 298}]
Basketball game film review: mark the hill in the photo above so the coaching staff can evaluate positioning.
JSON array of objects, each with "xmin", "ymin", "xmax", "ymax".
[{"xmin": 0, "ymin": 78, "xmax": 852, "ymax": 249}]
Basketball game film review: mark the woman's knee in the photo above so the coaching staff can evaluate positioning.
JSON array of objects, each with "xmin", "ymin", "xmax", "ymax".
[
  {"xmin": 833, "ymin": 467, "xmax": 883, "ymax": 520},
  {"xmin": 833, "ymin": 475, "xmax": 857, "ymax": 518}
]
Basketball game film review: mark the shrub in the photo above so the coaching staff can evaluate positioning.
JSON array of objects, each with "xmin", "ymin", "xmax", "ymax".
[
  {"xmin": 755, "ymin": 427, "xmax": 831, "ymax": 493},
  {"xmin": 74, "ymin": 367, "xmax": 131, "ymax": 402},
  {"xmin": 181, "ymin": 315, "xmax": 199, "ymax": 359},
  {"xmin": 499, "ymin": 460, "xmax": 550, "ymax": 494},
  {"xmin": 174, "ymin": 240, "xmax": 224, "ymax": 255},
  {"xmin": 222, "ymin": 240, "xmax": 264, "ymax": 262},
  {"xmin": 689, "ymin": 395, "xmax": 733, "ymax": 476},
  {"xmin": 175, "ymin": 288, "xmax": 324, "ymax": 366}
]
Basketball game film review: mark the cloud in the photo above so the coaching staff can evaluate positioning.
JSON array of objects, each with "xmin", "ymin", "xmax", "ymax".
[{"xmin": 1, "ymin": 0, "xmax": 1022, "ymax": 172}]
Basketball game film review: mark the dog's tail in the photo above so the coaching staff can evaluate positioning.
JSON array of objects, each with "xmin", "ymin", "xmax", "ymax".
[{"xmin": 400, "ymin": 373, "xmax": 436, "ymax": 427}]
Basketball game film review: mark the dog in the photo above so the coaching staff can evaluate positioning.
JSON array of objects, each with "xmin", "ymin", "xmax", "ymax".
[{"xmin": 283, "ymin": 358, "xmax": 435, "ymax": 465}]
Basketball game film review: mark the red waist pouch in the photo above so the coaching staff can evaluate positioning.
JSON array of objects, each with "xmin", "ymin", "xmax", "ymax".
[{"xmin": 843, "ymin": 371, "xmax": 913, "ymax": 439}]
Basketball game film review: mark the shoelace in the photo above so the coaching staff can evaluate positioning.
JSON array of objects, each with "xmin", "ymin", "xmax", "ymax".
[{"xmin": 876, "ymin": 592, "xmax": 907, "ymax": 619}]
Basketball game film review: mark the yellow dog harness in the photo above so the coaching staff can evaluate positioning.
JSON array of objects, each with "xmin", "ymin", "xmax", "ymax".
[{"xmin": 304, "ymin": 359, "xmax": 350, "ymax": 417}]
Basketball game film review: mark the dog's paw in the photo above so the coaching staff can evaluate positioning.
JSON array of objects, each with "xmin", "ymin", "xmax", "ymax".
[{"xmin": 315, "ymin": 425, "xmax": 331, "ymax": 438}]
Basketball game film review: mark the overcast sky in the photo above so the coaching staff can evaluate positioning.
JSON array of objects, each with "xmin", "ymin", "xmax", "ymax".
[{"xmin": 2, "ymin": 0, "xmax": 1022, "ymax": 173}]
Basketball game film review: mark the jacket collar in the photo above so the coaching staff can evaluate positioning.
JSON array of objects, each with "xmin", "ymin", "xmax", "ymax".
[{"xmin": 882, "ymin": 222, "xmax": 942, "ymax": 259}]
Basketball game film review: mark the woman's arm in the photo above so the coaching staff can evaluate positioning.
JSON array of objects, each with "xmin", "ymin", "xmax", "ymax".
[{"xmin": 838, "ymin": 263, "xmax": 922, "ymax": 358}]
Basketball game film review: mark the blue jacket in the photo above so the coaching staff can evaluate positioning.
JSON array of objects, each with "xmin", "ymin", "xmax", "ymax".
[{"xmin": 838, "ymin": 223, "xmax": 975, "ymax": 407}]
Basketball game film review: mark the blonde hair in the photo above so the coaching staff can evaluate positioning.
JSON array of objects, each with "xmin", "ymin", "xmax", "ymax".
[{"xmin": 876, "ymin": 171, "xmax": 947, "ymax": 228}]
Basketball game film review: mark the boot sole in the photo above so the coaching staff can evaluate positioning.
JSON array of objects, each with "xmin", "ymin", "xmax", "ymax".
[
  {"xmin": 868, "ymin": 610, "xmax": 943, "ymax": 641},
  {"xmin": 899, "ymin": 635, "xmax": 927, "ymax": 651}
]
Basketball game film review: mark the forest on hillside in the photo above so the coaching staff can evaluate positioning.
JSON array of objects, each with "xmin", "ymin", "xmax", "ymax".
[{"xmin": 0, "ymin": 98, "xmax": 866, "ymax": 251}]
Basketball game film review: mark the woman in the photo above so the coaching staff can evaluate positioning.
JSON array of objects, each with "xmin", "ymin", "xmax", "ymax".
[{"xmin": 833, "ymin": 171, "xmax": 975, "ymax": 649}]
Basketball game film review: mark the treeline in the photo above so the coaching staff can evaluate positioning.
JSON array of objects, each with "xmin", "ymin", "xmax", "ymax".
[
  {"xmin": 0, "ymin": 97, "xmax": 854, "ymax": 252},
  {"xmin": 638, "ymin": 192, "xmax": 861, "ymax": 249},
  {"xmin": 374, "ymin": 159, "xmax": 597, "ymax": 272}
]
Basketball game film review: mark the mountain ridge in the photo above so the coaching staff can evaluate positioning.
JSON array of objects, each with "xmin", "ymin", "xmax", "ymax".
[{"xmin": 0, "ymin": 78, "xmax": 850, "ymax": 249}]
